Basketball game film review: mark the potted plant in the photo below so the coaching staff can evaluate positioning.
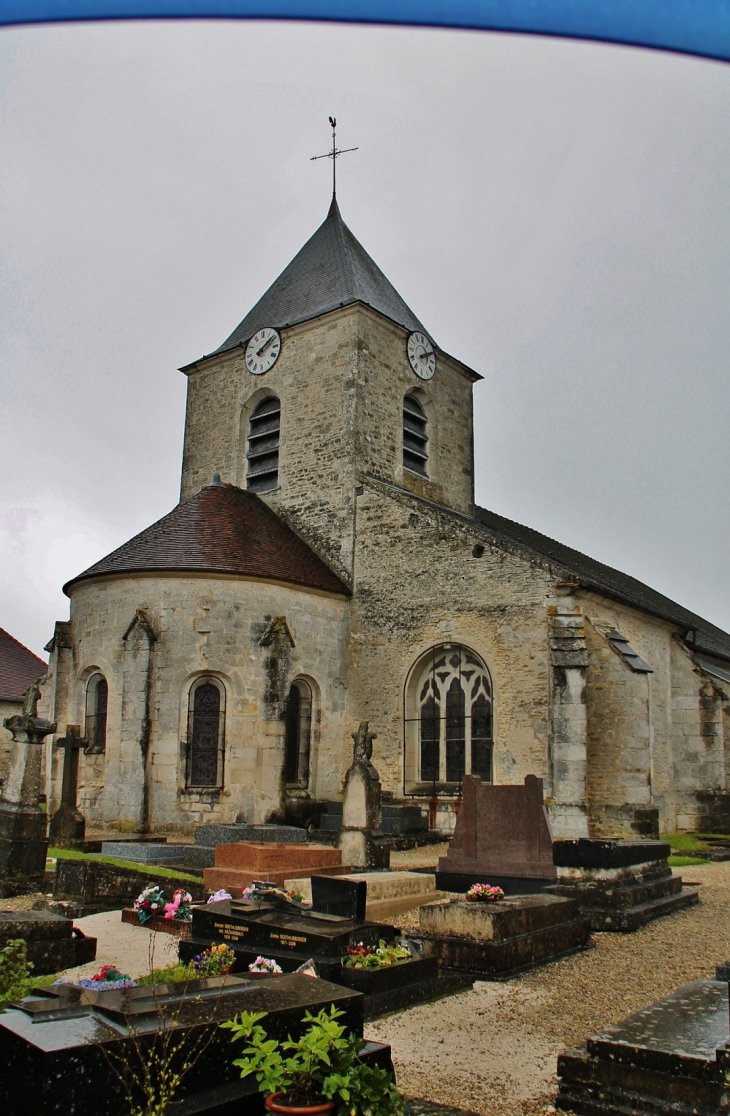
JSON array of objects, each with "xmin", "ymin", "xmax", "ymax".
[{"xmin": 222, "ymin": 1004, "xmax": 406, "ymax": 1115}]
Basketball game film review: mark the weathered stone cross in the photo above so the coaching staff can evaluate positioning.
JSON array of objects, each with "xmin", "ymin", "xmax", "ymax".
[{"xmin": 48, "ymin": 725, "xmax": 88, "ymax": 843}]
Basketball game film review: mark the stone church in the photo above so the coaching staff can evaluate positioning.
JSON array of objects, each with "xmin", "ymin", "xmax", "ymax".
[{"xmin": 40, "ymin": 196, "xmax": 730, "ymax": 840}]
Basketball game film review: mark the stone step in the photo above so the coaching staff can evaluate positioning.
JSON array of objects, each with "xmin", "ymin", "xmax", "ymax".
[
  {"xmin": 577, "ymin": 887, "xmax": 699, "ymax": 932},
  {"xmin": 548, "ymin": 872, "xmax": 684, "ymax": 911}
]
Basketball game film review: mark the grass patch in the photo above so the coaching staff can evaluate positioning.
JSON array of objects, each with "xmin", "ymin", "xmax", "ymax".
[
  {"xmin": 665, "ymin": 832, "xmax": 730, "ymax": 855},
  {"xmin": 48, "ymin": 846, "xmax": 201, "ymax": 884},
  {"xmin": 668, "ymin": 855, "xmax": 711, "ymax": 867}
]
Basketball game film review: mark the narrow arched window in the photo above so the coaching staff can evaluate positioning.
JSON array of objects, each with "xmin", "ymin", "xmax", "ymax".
[
  {"xmin": 85, "ymin": 673, "xmax": 108, "ymax": 754},
  {"xmin": 403, "ymin": 394, "xmax": 428, "ymax": 477},
  {"xmin": 284, "ymin": 679, "xmax": 312, "ymax": 787},
  {"xmin": 246, "ymin": 396, "xmax": 280, "ymax": 493},
  {"xmin": 187, "ymin": 679, "xmax": 225, "ymax": 788}
]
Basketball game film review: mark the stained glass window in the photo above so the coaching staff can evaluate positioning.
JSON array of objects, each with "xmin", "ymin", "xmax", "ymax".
[
  {"xmin": 187, "ymin": 680, "xmax": 224, "ymax": 788},
  {"xmin": 85, "ymin": 673, "xmax": 108, "ymax": 754},
  {"xmin": 409, "ymin": 644, "xmax": 493, "ymax": 787}
]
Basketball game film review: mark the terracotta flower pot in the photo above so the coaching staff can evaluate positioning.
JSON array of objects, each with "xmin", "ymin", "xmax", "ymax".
[{"xmin": 264, "ymin": 1092, "xmax": 335, "ymax": 1114}]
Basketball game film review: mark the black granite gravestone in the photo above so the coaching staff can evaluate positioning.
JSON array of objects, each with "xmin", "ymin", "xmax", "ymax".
[
  {"xmin": 0, "ymin": 971, "xmax": 374, "ymax": 1116},
  {"xmin": 180, "ymin": 896, "xmax": 396, "ymax": 983},
  {"xmin": 310, "ymin": 874, "xmax": 367, "ymax": 920},
  {"xmin": 557, "ymin": 977, "xmax": 730, "ymax": 1116}
]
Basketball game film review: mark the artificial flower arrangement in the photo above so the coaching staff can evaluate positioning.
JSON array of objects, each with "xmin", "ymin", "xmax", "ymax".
[
  {"xmin": 466, "ymin": 883, "xmax": 505, "ymax": 902},
  {"xmin": 207, "ymin": 889, "xmax": 233, "ymax": 903},
  {"xmin": 222, "ymin": 1004, "xmax": 406, "ymax": 1115},
  {"xmin": 134, "ymin": 884, "xmax": 166, "ymax": 924},
  {"xmin": 164, "ymin": 888, "xmax": 193, "ymax": 921},
  {"xmin": 248, "ymin": 956, "xmax": 283, "ymax": 975},
  {"xmin": 54, "ymin": 963, "xmax": 136, "ymax": 990},
  {"xmin": 191, "ymin": 943, "xmax": 236, "ymax": 977},
  {"xmin": 341, "ymin": 939, "xmax": 411, "ymax": 971}
]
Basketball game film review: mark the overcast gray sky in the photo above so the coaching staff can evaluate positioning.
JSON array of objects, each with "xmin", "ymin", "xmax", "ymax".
[{"xmin": 1, "ymin": 20, "xmax": 729, "ymax": 659}]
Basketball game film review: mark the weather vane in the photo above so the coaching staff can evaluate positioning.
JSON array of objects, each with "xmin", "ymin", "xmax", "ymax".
[{"xmin": 311, "ymin": 117, "xmax": 358, "ymax": 201}]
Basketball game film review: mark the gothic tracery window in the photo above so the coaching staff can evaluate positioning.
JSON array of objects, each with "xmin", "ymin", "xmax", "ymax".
[
  {"xmin": 186, "ymin": 678, "xmax": 225, "ymax": 788},
  {"xmin": 284, "ymin": 679, "xmax": 312, "ymax": 787},
  {"xmin": 246, "ymin": 396, "xmax": 281, "ymax": 493},
  {"xmin": 406, "ymin": 645, "xmax": 493, "ymax": 788},
  {"xmin": 84, "ymin": 673, "xmax": 108, "ymax": 754}
]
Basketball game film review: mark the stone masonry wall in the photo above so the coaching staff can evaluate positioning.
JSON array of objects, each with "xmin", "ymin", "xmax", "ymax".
[
  {"xmin": 670, "ymin": 639, "xmax": 726, "ymax": 831},
  {"xmin": 49, "ymin": 574, "xmax": 349, "ymax": 835},
  {"xmin": 180, "ymin": 305, "xmax": 476, "ymax": 584},
  {"xmin": 342, "ymin": 478, "xmax": 557, "ymax": 833}
]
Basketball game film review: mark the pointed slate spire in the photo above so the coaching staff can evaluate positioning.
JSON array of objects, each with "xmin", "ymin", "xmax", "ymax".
[{"xmin": 212, "ymin": 203, "xmax": 435, "ymax": 356}]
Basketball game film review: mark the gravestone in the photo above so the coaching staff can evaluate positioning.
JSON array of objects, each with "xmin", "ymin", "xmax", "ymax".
[
  {"xmin": 203, "ymin": 840, "xmax": 350, "ymax": 892},
  {"xmin": 0, "ymin": 971, "xmax": 385, "ymax": 1116},
  {"xmin": 310, "ymin": 874, "xmax": 367, "ymax": 920},
  {"xmin": 338, "ymin": 722, "xmax": 389, "ymax": 869},
  {"xmin": 548, "ymin": 838, "xmax": 698, "ymax": 931},
  {"xmin": 557, "ymin": 976, "xmax": 730, "ymax": 1115},
  {"xmin": 0, "ymin": 678, "xmax": 56, "ymax": 897},
  {"xmin": 48, "ymin": 725, "xmax": 87, "ymax": 844},
  {"xmin": 180, "ymin": 891, "xmax": 397, "ymax": 983},
  {"xmin": 286, "ymin": 870, "xmax": 443, "ymax": 921},
  {"xmin": 195, "ymin": 823, "xmax": 307, "ymax": 846},
  {"xmin": 419, "ymin": 893, "xmax": 591, "ymax": 977},
  {"xmin": 0, "ymin": 910, "xmax": 96, "ymax": 974},
  {"xmin": 436, "ymin": 774, "xmax": 556, "ymax": 894}
]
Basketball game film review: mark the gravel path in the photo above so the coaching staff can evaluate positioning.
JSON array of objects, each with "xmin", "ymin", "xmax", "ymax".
[
  {"xmin": 367, "ymin": 863, "xmax": 728, "ymax": 1116},
  {"xmin": 55, "ymin": 910, "xmax": 180, "ymax": 981}
]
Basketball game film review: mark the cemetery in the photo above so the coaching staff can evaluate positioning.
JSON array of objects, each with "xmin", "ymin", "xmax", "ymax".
[{"xmin": 1, "ymin": 693, "xmax": 729, "ymax": 1116}]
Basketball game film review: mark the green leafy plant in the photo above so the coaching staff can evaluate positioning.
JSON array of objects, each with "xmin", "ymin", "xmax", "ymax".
[
  {"xmin": 136, "ymin": 962, "xmax": 197, "ymax": 986},
  {"xmin": 341, "ymin": 940, "xmax": 411, "ymax": 971},
  {"xmin": 0, "ymin": 938, "xmax": 32, "ymax": 1002},
  {"xmin": 222, "ymin": 1004, "xmax": 406, "ymax": 1114}
]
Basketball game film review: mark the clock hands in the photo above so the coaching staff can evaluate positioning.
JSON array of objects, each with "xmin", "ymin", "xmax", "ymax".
[{"xmin": 256, "ymin": 334, "xmax": 278, "ymax": 358}]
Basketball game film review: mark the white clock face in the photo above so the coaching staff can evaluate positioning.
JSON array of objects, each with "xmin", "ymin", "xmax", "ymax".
[
  {"xmin": 407, "ymin": 331, "xmax": 436, "ymax": 380},
  {"xmin": 245, "ymin": 327, "xmax": 281, "ymax": 375}
]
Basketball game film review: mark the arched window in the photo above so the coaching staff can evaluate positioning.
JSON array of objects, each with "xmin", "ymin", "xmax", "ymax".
[
  {"xmin": 403, "ymin": 394, "xmax": 428, "ymax": 477},
  {"xmin": 84, "ymin": 673, "xmax": 108, "ymax": 754},
  {"xmin": 186, "ymin": 678, "xmax": 225, "ymax": 788},
  {"xmin": 406, "ymin": 645, "xmax": 493, "ymax": 789},
  {"xmin": 246, "ymin": 396, "xmax": 280, "ymax": 493},
  {"xmin": 284, "ymin": 679, "xmax": 312, "ymax": 787}
]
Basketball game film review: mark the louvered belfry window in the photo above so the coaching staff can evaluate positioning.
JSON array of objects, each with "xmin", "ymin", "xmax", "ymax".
[
  {"xmin": 246, "ymin": 396, "xmax": 281, "ymax": 493},
  {"xmin": 403, "ymin": 394, "xmax": 428, "ymax": 476},
  {"xmin": 187, "ymin": 680, "xmax": 225, "ymax": 788},
  {"xmin": 409, "ymin": 645, "xmax": 493, "ymax": 787}
]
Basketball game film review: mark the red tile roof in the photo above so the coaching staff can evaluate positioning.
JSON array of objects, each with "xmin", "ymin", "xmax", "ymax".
[
  {"xmin": 63, "ymin": 483, "xmax": 350, "ymax": 598},
  {"xmin": 0, "ymin": 628, "xmax": 48, "ymax": 702}
]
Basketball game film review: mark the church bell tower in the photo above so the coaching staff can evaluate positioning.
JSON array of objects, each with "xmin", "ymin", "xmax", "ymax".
[{"xmin": 179, "ymin": 194, "xmax": 480, "ymax": 584}]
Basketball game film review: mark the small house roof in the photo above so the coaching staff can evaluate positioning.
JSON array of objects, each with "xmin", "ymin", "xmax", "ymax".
[{"xmin": 0, "ymin": 627, "xmax": 47, "ymax": 702}]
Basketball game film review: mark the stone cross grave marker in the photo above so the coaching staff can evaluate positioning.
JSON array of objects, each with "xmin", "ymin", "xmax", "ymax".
[{"xmin": 48, "ymin": 725, "xmax": 88, "ymax": 843}]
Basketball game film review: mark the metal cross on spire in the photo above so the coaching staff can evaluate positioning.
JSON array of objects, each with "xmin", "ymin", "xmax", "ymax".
[{"xmin": 311, "ymin": 116, "xmax": 358, "ymax": 202}]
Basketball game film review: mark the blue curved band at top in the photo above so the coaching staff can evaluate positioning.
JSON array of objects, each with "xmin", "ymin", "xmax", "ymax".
[{"xmin": 1, "ymin": 0, "xmax": 730, "ymax": 65}]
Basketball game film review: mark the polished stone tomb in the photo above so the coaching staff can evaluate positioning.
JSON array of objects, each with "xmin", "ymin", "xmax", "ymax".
[
  {"xmin": 203, "ymin": 840, "xmax": 351, "ymax": 892},
  {"xmin": 547, "ymin": 838, "xmax": 698, "ymax": 931},
  {"xmin": 419, "ymin": 894, "xmax": 591, "ymax": 977},
  {"xmin": 435, "ymin": 774, "xmax": 556, "ymax": 894},
  {"xmin": 180, "ymin": 893, "xmax": 397, "ymax": 983},
  {"xmin": 0, "ymin": 971, "xmax": 373, "ymax": 1116},
  {"xmin": 0, "ymin": 910, "xmax": 97, "ymax": 974},
  {"xmin": 180, "ymin": 889, "xmax": 470, "ymax": 1018},
  {"xmin": 557, "ymin": 976, "xmax": 730, "ymax": 1116}
]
